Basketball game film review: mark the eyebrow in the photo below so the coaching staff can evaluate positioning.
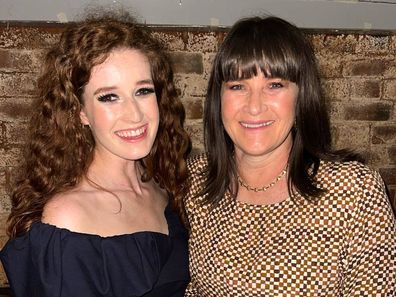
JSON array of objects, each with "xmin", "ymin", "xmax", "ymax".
[{"xmin": 93, "ymin": 79, "xmax": 154, "ymax": 96}]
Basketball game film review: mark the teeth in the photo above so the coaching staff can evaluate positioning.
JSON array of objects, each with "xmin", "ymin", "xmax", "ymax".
[
  {"xmin": 116, "ymin": 127, "xmax": 146, "ymax": 137},
  {"xmin": 241, "ymin": 121, "xmax": 274, "ymax": 128}
]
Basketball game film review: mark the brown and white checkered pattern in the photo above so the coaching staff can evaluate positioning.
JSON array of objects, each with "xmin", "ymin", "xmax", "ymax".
[{"xmin": 184, "ymin": 154, "xmax": 396, "ymax": 297}]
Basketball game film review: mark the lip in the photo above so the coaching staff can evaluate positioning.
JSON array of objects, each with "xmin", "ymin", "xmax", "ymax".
[
  {"xmin": 114, "ymin": 124, "xmax": 148, "ymax": 141},
  {"xmin": 240, "ymin": 120, "xmax": 274, "ymax": 129}
]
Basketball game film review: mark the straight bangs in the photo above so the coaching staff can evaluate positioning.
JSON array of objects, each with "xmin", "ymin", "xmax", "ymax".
[{"xmin": 218, "ymin": 22, "xmax": 302, "ymax": 84}]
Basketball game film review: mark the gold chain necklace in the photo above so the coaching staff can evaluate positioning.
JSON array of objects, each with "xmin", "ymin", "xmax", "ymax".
[{"xmin": 237, "ymin": 164, "xmax": 288, "ymax": 193}]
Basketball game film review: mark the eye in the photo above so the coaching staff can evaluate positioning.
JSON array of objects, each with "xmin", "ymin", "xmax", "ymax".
[
  {"xmin": 97, "ymin": 93, "xmax": 119, "ymax": 102},
  {"xmin": 269, "ymin": 82, "xmax": 284, "ymax": 89},
  {"xmin": 225, "ymin": 83, "xmax": 244, "ymax": 91},
  {"xmin": 136, "ymin": 87, "xmax": 155, "ymax": 96}
]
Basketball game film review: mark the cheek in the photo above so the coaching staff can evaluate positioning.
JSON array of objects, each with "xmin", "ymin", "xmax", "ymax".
[
  {"xmin": 90, "ymin": 106, "xmax": 118, "ymax": 129},
  {"xmin": 146, "ymin": 99, "xmax": 159, "ymax": 121},
  {"xmin": 221, "ymin": 94, "xmax": 238, "ymax": 122},
  {"xmin": 273, "ymin": 95, "xmax": 297, "ymax": 119}
]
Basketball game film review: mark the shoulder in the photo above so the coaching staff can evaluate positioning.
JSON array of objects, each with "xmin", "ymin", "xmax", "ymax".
[
  {"xmin": 186, "ymin": 153, "xmax": 208, "ymax": 191},
  {"xmin": 187, "ymin": 153, "xmax": 208, "ymax": 174},
  {"xmin": 184, "ymin": 153, "xmax": 208, "ymax": 210},
  {"xmin": 316, "ymin": 160, "xmax": 383, "ymax": 188},
  {"xmin": 42, "ymin": 190, "xmax": 87, "ymax": 231},
  {"xmin": 316, "ymin": 160, "xmax": 390, "ymax": 210}
]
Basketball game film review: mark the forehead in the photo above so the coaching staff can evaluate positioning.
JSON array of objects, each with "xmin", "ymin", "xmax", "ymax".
[
  {"xmin": 81, "ymin": 48, "xmax": 152, "ymax": 99},
  {"xmin": 90, "ymin": 48, "xmax": 151, "ymax": 79}
]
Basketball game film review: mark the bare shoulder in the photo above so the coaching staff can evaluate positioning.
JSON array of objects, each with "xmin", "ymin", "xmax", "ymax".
[{"xmin": 42, "ymin": 190, "xmax": 87, "ymax": 230}]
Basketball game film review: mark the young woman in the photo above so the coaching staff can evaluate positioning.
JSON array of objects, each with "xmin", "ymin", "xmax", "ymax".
[{"xmin": 1, "ymin": 14, "xmax": 190, "ymax": 297}]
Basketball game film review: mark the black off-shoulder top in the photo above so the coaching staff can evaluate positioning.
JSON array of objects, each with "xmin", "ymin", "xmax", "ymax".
[{"xmin": 0, "ymin": 204, "xmax": 189, "ymax": 297}]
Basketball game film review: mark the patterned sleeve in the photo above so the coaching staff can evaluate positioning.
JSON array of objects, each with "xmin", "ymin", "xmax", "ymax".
[
  {"xmin": 183, "ymin": 154, "xmax": 208, "ymax": 297},
  {"xmin": 342, "ymin": 170, "xmax": 396, "ymax": 296},
  {"xmin": 184, "ymin": 281, "xmax": 200, "ymax": 297}
]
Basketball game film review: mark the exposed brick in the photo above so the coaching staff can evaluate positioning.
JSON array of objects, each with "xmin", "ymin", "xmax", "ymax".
[
  {"xmin": 170, "ymin": 52, "xmax": 203, "ymax": 74},
  {"xmin": 310, "ymin": 34, "xmax": 357, "ymax": 55},
  {"xmin": 6, "ymin": 166, "xmax": 22, "ymax": 193},
  {"xmin": 0, "ymin": 148, "xmax": 23, "ymax": 167},
  {"xmin": 317, "ymin": 55, "xmax": 343, "ymax": 78},
  {"xmin": 383, "ymin": 79, "xmax": 396, "ymax": 100},
  {"xmin": 0, "ymin": 193, "xmax": 11, "ymax": 212},
  {"xmin": 0, "ymin": 97, "xmax": 34, "ymax": 121},
  {"xmin": 372, "ymin": 124, "xmax": 396, "ymax": 144},
  {"xmin": 150, "ymin": 30, "xmax": 186, "ymax": 51},
  {"xmin": 0, "ymin": 49, "xmax": 10, "ymax": 68},
  {"xmin": 387, "ymin": 187, "xmax": 396, "ymax": 210},
  {"xmin": 0, "ymin": 72, "xmax": 37, "ymax": 97},
  {"xmin": 183, "ymin": 98, "xmax": 204, "ymax": 120},
  {"xmin": 330, "ymin": 122, "xmax": 370, "ymax": 150},
  {"xmin": 0, "ymin": 25, "xmax": 61, "ymax": 49},
  {"xmin": 201, "ymin": 53, "xmax": 216, "ymax": 80},
  {"xmin": 384, "ymin": 60, "xmax": 396, "ymax": 79},
  {"xmin": 355, "ymin": 35, "xmax": 390, "ymax": 54},
  {"xmin": 344, "ymin": 101, "xmax": 392, "ymax": 121},
  {"xmin": 389, "ymin": 35, "xmax": 396, "ymax": 52},
  {"xmin": 343, "ymin": 60, "xmax": 386, "ymax": 77},
  {"xmin": 185, "ymin": 119, "xmax": 204, "ymax": 152},
  {"xmin": 369, "ymin": 145, "xmax": 396, "ymax": 166},
  {"xmin": 3, "ymin": 121, "xmax": 29, "ymax": 146},
  {"xmin": 328, "ymin": 102, "xmax": 345, "ymax": 121},
  {"xmin": 321, "ymin": 79, "xmax": 350, "ymax": 102},
  {"xmin": 0, "ymin": 122, "xmax": 5, "ymax": 146},
  {"xmin": 187, "ymin": 31, "xmax": 223, "ymax": 53},
  {"xmin": 174, "ymin": 74, "xmax": 208, "ymax": 98},
  {"xmin": 379, "ymin": 167, "xmax": 396, "ymax": 185},
  {"xmin": 0, "ymin": 49, "xmax": 44, "ymax": 72},
  {"xmin": 389, "ymin": 146, "xmax": 396, "ymax": 164},
  {"xmin": 350, "ymin": 80, "xmax": 380, "ymax": 98},
  {"xmin": 0, "ymin": 169, "xmax": 6, "ymax": 195}
]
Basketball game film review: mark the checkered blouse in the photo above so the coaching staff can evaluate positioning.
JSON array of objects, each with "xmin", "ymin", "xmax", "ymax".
[{"xmin": 184, "ymin": 154, "xmax": 396, "ymax": 297}]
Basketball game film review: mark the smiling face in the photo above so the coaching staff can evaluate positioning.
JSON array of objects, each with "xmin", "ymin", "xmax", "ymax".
[
  {"xmin": 221, "ymin": 70, "xmax": 298, "ymax": 160},
  {"xmin": 80, "ymin": 48, "xmax": 159, "ymax": 162}
]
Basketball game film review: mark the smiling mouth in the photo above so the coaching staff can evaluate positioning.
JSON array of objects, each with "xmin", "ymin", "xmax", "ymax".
[
  {"xmin": 240, "ymin": 121, "xmax": 274, "ymax": 128},
  {"xmin": 115, "ymin": 125, "xmax": 147, "ymax": 139}
]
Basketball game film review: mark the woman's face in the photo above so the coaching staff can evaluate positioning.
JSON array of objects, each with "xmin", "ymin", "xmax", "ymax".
[
  {"xmin": 80, "ymin": 48, "xmax": 159, "ymax": 162},
  {"xmin": 221, "ymin": 70, "xmax": 298, "ymax": 160}
]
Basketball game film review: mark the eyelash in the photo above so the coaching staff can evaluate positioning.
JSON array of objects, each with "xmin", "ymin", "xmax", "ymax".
[
  {"xmin": 136, "ymin": 87, "xmax": 155, "ymax": 96},
  {"xmin": 97, "ymin": 93, "xmax": 118, "ymax": 102},
  {"xmin": 96, "ymin": 87, "xmax": 155, "ymax": 103},
  {"xmin": 228, "ymin": 84, "xmax": 243, "ymax": 90}
]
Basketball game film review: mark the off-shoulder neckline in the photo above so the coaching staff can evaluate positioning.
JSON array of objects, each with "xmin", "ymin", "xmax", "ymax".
[{"xmin": 33, "ymin": 203, "xmax": 173, "ymax": 240}]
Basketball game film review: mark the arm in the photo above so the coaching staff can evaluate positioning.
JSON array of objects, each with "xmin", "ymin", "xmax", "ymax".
[
  {"xmin": 184, "ymin": 281, "xmax": 200, "ymax": 297},
  {"xmin": 342, "ymin": 170, "xmax": 396, "ymax": 296}
]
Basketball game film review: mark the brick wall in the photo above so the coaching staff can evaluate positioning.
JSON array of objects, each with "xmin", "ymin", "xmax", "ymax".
[{"xmin": 0, "ymin": 23, "xmax": 395, "ymax": 286}]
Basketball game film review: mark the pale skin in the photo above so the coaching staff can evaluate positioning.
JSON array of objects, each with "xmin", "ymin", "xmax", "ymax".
[
  {"xmin": 42, "ymin": 48, "xmax": 169, "ymax": 237},
  {"xmin": 221, "ymin": 70, "xmax": 298, "ymax": 205}
]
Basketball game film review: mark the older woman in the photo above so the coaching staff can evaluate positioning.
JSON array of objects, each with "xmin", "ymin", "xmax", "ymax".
[{"xmin": 184, "ymin": 16, "xmax": 395, "ymax": 296}]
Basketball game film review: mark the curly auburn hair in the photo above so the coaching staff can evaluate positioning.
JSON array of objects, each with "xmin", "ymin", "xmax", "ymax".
[{"xmin": 7, "ymin": 14, "xmax": 191, "ymax": 238}]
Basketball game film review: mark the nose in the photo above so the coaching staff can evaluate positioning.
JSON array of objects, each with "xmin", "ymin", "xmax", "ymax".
[
  {"xmin": 123, "ymin": 97, "xmax": 143, "ymax": 123},
  {"xmin": 245, "ymin": 88, "xmax": 266, "ymax": 115}
]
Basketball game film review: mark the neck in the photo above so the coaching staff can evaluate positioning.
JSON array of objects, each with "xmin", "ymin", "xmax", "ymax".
[
  {"xmin": 235, "ymin": 148, "xmax": 290, "ymax": 189},
  {"xmin": 85, "ymin": 152, "xmax": 144, "ymax": 194}
]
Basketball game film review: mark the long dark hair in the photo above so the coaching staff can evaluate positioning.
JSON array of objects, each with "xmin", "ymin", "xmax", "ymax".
[
  {"xmin": 202, "ymin": 16, "xmax": 360, "ymax": 205},
  {"xmin": 7, "ymin": 13, "xmax": 190, "ymax": 238}
]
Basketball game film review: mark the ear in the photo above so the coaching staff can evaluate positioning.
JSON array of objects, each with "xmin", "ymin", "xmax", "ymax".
[{"xmin": 79, "ymin": 109, "xmax": 90, "ymax": 126}]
